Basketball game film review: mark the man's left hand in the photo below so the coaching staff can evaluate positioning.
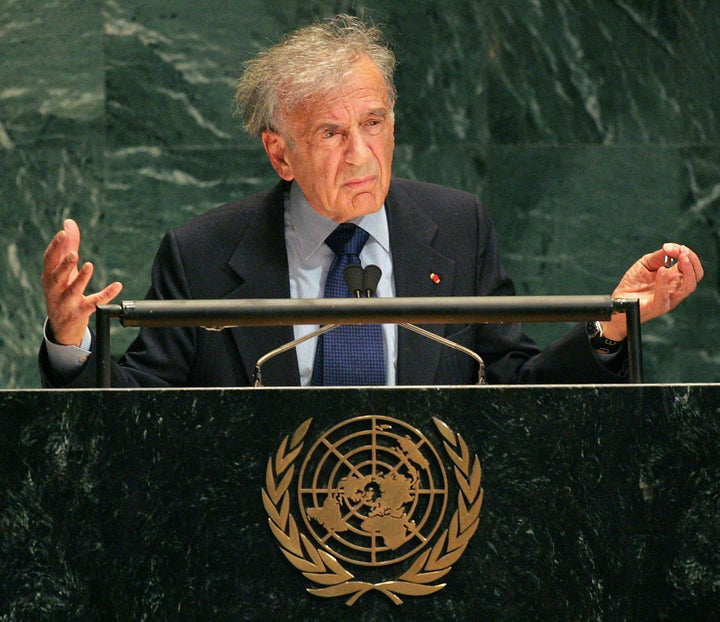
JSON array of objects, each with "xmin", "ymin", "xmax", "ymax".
[{"xmin": 601, "ymin": 242, "xmax": 704, "ymax": 342}]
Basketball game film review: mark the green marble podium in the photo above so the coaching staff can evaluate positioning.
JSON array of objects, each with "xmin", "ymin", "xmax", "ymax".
[{"xmin": 1, "ymin": 385, "xmax": 718, "ymax": 620}]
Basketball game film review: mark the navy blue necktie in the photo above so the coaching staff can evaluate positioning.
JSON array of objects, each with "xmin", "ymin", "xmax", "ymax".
[{"xmin": 311, "ymin": 223, "xmax": 385, "ymax": 386}]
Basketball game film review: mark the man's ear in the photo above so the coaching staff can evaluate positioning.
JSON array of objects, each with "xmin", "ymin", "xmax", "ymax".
[{"xmin": 262, "ymin": 131, "xmax": 294, "ymax": 181}]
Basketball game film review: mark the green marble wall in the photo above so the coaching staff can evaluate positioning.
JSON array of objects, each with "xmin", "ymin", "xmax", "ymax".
[{"xmin": 1, "ymin": 1, "xmax": 718, "ymax": 388}]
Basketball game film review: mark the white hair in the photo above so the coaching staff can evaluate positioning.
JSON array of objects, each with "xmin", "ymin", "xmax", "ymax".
[{"xmin": 235, "ymin": 14, "xmax": 397, "ymax": 137}]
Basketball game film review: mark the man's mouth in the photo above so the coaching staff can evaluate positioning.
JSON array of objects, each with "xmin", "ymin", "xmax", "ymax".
[{"xmin": 345, "ymin": 175, "xmax": 376, "ymax": 190}]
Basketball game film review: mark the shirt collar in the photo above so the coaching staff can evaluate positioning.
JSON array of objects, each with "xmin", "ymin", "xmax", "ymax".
[{"xmin": 287, "ymin": 181, "xmax": 390, "ymax": 260}]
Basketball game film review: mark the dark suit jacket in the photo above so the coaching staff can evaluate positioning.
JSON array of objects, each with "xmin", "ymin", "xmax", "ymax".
[{"xmin": 40, "ymin": 178, "xmax": 626, "ymax": 387}]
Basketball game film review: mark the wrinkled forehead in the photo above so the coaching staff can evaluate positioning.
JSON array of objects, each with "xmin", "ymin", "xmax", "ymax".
[{"xmin": 278, "ymin": 57, "xmax": 393, "ymax": 130}]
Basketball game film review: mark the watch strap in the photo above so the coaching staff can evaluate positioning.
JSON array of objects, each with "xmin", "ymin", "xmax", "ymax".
[{"xmin": 587, "ymin": 321, "xmax": 623, "ymax": 354}]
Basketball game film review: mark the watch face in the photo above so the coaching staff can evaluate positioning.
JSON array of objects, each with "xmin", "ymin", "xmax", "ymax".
[
  {"xmin": 587, "ymin": 320, "xmax": 623, "ymax": 353},
  {"xmin": 587, "ymin": 321, "xmax": 602, "ymax": 339}
]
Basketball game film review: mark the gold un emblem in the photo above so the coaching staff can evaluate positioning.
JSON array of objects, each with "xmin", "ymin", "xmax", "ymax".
[{"xmin": 262, "ymin": 415, "xmax": 483, "ymax": 605}]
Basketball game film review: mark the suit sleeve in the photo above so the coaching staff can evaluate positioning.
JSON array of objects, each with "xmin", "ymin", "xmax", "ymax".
[{"xmin": 472, "ymin": 201, "xmax": 627, "ymax": 384}]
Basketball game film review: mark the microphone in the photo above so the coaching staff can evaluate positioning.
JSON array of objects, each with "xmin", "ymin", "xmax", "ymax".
[
  {"xmin": 341, "ymin": 263, "xmax": 381, "ymax": 298},
  {"xmin": 362, "ymin": 265, "xmax": 381, "ymax": 298},
  {"xmin": 343, "ymin": 264, "xmax": 364, "ymax": 297},
  {"xmin": 360, "ymin": 265, "xmax": 486, "ymax": 385}
]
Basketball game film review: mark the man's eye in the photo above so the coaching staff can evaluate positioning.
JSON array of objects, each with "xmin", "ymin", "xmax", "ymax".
[{"xmin": 322, "ymin": 130, "xmax": 339, "ymax": 139}]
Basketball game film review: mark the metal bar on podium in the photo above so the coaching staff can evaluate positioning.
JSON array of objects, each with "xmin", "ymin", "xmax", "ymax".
[
  {"xmin": 615, "ymin": 298, "xmax": 642, "ymax": 383},
  {"xmin": 96, "ymin": 303, "xmax": 122, "ymax": 389},
  {"xmin": 96, "ymin": 295, "xmax": 643, "ymax": 387}
]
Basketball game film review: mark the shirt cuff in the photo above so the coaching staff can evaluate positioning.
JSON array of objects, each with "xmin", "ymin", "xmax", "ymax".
[{"xmin": 43, "ymin": 318, "xmax": 92, "ymax": 372}]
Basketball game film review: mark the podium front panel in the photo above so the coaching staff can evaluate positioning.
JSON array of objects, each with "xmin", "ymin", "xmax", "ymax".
[{"xmin": 1, "ymin": 385, "xmax": 718, "ymax": 620}]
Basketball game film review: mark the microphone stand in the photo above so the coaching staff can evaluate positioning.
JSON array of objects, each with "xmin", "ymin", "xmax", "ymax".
[
  {"xmin": 253, "ymin": 323, "xmax": 336, "ymax": 387},
  {"xmin": 398, "ymin": 322, "xmax": 486, "ymax": 384}
]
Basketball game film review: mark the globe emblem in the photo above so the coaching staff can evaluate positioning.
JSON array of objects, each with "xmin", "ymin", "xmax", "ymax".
[{"xmin": 298, "ymin": 415, "xmax": 449, "ymax": 566}]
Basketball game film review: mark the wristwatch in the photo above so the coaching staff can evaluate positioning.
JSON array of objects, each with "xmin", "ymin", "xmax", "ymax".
[{"xmin": 587, "ymin": 321, "xmax": 623, "ymax": 354}]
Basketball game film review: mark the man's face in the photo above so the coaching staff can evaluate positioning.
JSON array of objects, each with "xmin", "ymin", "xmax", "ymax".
[{"xmin": 262, "ymin": 56, "xmax": 395, "ymax": 223}]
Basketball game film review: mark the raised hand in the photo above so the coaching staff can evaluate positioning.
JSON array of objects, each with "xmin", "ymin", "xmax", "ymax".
[
  {"xmin": 601, "ymin": 242, "xmax": 703, "ymax": 341},
  {"xmin": 41, "ymin": 219, "xmax": 123, "ymax": 346}
]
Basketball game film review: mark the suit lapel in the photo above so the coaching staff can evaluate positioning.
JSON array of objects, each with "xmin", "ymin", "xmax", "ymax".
[
  {"xmin": 225, "ymin": 182, "xmax": 300, "ymax": 386},
  {"xmin": 386, "ymin": 182, "xmax": 457, "ymax": 385}
]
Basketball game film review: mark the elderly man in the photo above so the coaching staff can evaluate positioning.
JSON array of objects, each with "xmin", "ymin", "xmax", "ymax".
[{"xmin": 40, "ymin": 15, "xmax": 703, "ymax": 387}]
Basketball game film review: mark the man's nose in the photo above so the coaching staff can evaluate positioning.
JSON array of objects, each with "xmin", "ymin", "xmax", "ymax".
[{"xmin": 344, "ymin": 127, "xmax": 371, "ymax": 164}]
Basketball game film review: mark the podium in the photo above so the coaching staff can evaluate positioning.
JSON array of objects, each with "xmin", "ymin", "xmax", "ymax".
[{"xmin": 2, "ymin": 385, "xmax": 719, "ymax": 620}]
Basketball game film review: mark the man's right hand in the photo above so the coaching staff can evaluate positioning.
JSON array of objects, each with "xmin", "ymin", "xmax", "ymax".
[{"xmin": 41, "ymin": 219, "xmax": 123, "ymax": 346}]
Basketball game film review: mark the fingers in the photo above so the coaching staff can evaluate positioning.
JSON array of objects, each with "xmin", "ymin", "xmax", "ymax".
[
  {"xmin": 642, "ymin": 246, "xmax": 685, "ymax": 272},
  {"xmin": 676, "ymin": 245, "xmax": 704, "ymax": 283},
  {"xmin": 650, "ymin": 244, "xmax": 704, "ymax": 317},
  {"xmin": 640, "ymin": 246, "xmax": 684, "ymax": 276},
  {"xmin": 42, "ymin": 220, "xmax": 82, "ymax": 289},
  {"xmin": 42, "ymin": 219, "xmax": 79, "ymax": 262},
  {"xmin": 62, "ymin": 219, "xmax": 81, "ymax": 254},
  {"xmin": 45, "ymin": 260, "xmax": 93, "ymax": 319},
  {"xmin": 645, "ymin": 243, "xmax": 704, "ymax": 283},
  {"xmin": 64, "ymin": 261, "xmax": 96, "ymax": 303},
  {"xmin": 45, "ymin": 251, "xmax": 87, "ymax": 306},
  {"xmin": 86, "ymin": 281, "xmax": 124, "ymax": 308},
  {"xmin": 615, "ymin": 243, "xmax": 704, "ymax": 326},
  {"xmin": 43, "ymin": 228, "xmax": 69, "ymax": 277},
  {"xmin": 662, "ymin": 242, "xmax": 704, "ymax": 290},
  {"xmin": 54, "ymin": 263, "xmax": 122, "ymax": 312},
  {"xmin": 42, "ymin": 249, "xmax": 77, "ymax": 301},
  {"xmin": 42, "ymin": 219, "xmax": 90, "ymax": 293},
  {"xmin": 42, "ymin": 219, "xmax": 124, "ymax": 346},
  {"xmin": 46, "ymin": 269, "xmax": 123, "ymax": 346}
]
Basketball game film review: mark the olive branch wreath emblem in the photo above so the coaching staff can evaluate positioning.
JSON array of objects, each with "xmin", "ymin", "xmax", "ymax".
[{"xmin": 261, "ymin": 417, "xmax": 483, "ymax": 605}]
